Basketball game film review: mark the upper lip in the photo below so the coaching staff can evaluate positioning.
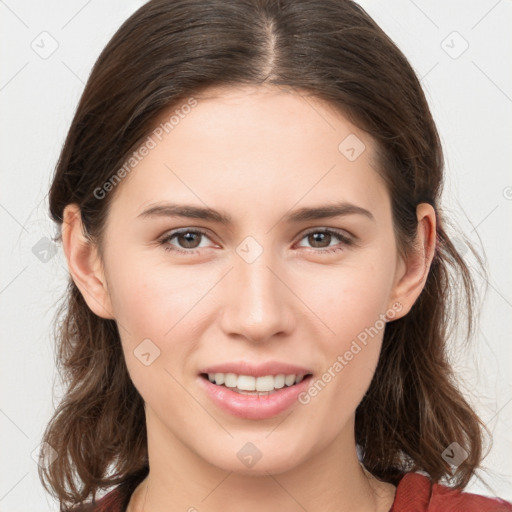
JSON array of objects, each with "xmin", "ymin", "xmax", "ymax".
[{"xmin": 199, "ymin": 360, "xmax": 313, "ymax": 378}]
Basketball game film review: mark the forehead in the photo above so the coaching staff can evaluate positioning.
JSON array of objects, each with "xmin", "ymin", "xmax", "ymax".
[{"xmin": 109, "ymin": 85, "xmax": 389, "ymax": 221}]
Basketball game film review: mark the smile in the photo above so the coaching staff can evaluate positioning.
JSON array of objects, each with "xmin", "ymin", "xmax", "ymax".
[
  {"xmin": 198, "ymin": 373, "xmax": 314, "ymax": 419},
  {"xmin": 202, "ymin": 372, "xmax": 310, "ymax": 394}
]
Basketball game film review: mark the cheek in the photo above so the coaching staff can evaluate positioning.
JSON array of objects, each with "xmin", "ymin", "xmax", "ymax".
[
  {"xmin": 104, "ymin": 252, "xmax": 219, "ymax": 395},
  {"xmin": 300, "ymin": 300, "xmax": 385, "ymax": 442},
  {"xmin": 300, "ymin": 258, "xmax": 393, "ymax": 417},
  {"xmin": 312, "ymin": 257, "xmax": 394, "ymax": 345},
  {"xmin": 110, "ymin": 266, "xmax": 195, "ymax": 414},
  {"xmin": 106, "ymin": 250, "xmax": 204, "ymax": 341},
  {"xmin": 102, "ymin": 254, "xmax": 178, "ymax": 372}
]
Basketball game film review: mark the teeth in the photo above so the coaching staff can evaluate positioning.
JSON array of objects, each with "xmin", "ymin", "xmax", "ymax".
[
  {"xmin": 254, "ymin": 375, "xmax": 274, "ymax": 392},
  {"xmin": 206, "ymin": 372, "xmax": 308, "ymax": 391},
  {"xmin": 224, "ymin": 373, "xmax": 238, "ymax": 388},
  {"xmin": 284, "ymin": 374, "xmax": 295, "ymax": 386},
  {"xmin": 237, "ymin": 375, "xmax": 256, "ymax": 390},
  {"xmin": 274, "ymin": 374, "xmax": 285, "ymax": 389}
]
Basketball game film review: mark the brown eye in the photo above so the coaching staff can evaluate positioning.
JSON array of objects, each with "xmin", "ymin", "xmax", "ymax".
[
  {"xmin": 175, "ymin": 231, "xmax": 202, "ymax": 249},
  {"xmin": 297, "ymin": 228, "xmax": 353, "ymax": 254},
  {"xmin": 307, "ymin": 231, "xmax": 332, "ymax": 248},
  {"xmin": 159, "ymin": 229, "xmax": 212, "ymax": 254}
]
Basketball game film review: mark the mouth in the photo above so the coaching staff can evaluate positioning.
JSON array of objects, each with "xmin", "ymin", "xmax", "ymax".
[{"xmin": 200, "ymin": 372, "xmax": 313, "ymax": 396}]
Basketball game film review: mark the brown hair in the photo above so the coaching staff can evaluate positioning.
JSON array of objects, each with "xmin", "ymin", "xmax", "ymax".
[{"xmin": 41, "ymin": 0, "xmax": 488, "ymax": 509}]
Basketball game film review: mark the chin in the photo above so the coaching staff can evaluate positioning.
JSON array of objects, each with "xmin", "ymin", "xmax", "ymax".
[{"xmin": 200, "ymin": 436, "xmax": 312, "ymax": 476}]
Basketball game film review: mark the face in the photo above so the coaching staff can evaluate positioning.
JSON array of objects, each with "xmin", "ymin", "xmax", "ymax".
[{"xmin": 69, "ymin": 85, "xmax": 426, "ymax": 476}]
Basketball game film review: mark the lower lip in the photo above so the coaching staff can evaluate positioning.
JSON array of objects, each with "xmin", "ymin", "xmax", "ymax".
[{"xmin": 198, "ymin": 375, "xmax": 313, "ymax": 420}]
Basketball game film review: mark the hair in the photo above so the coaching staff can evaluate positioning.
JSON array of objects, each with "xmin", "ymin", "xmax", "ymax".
[{"xmin": 40, "ymin": 0, "xmax": 489, "ymax": 509}]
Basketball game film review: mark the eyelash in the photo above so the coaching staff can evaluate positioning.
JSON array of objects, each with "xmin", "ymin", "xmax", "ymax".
[{"xmin": 159, "ymin": 228, "xmax": 354, "ymax": 256}]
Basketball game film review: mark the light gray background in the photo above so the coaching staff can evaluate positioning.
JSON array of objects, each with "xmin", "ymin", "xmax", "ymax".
[{"xmin": 1, "ymin": 1, "xmax": 511, "ymax": 510}]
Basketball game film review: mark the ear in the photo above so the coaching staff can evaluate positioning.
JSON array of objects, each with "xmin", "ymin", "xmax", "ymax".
[
  {"xmin": 61, "ymin": 204, "xmax": 114, "ymax": 319},
  {"xmin": 387, "ymin": 203, "xmax": 437, "ymax": 320}
]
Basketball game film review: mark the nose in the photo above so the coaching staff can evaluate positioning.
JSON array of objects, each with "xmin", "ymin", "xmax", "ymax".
[{"xmin": 218, "ymin": 248, "xmax": 293, "ymax": 344}]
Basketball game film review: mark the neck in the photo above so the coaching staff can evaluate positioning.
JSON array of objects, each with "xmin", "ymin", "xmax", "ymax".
[{"xmin": 128, "ymin": 408, "xmax": 396, "ymax": 512}]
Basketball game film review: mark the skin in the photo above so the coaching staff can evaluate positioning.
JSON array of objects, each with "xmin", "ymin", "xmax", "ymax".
[{"xmin": 62, "ymin": 85, "xmax": 436, "ymax": 512}]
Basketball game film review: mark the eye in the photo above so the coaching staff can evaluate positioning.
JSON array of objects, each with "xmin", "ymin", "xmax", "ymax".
[
  {"xmin": 159, "ymin": 228, "xmax": 214, "ymax": 255},
  {"xmin": 296, "ymin": 228, "xmax": 353, "ymax": 254}
]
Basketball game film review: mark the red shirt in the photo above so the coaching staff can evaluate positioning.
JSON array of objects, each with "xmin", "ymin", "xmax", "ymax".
[
  {"xmin": 76, "ymin": 472, "xmax": 512, "ymax": 511},
  {"xmin": 390, "ymin": 473, "xmax": 512, "ymax": 511}
]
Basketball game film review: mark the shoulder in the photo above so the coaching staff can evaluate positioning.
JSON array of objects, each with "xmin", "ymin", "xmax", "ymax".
[
  {"xmin": 391, "ymin": 472, "xmax": 512, "ymax": 512},
  {"xmin": 68, "ymin": 468, "xmax": 147, "ymax": 512},
  {"xmin": 70, "ymin": 486, "xmax": 126, "ymax": 512}
]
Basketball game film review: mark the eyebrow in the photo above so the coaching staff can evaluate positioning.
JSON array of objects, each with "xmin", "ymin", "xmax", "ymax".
[{"xmin": 137, "ymin": 201, "xmax": 375, "ymax": 224}]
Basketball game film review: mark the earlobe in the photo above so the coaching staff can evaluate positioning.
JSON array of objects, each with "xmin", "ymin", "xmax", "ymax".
[
  {"xmin": 388, "ymin": 203, "xmax": 437, "ymax": 319},
  {"xmin": 61, "ymin": 204, "xmax": 114, "ymax": 320}
]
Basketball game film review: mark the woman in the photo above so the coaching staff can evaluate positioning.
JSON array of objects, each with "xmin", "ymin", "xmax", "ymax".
[{"xmin": 39, "ymin": 0, "xmax": 512, "ymax": 510}]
